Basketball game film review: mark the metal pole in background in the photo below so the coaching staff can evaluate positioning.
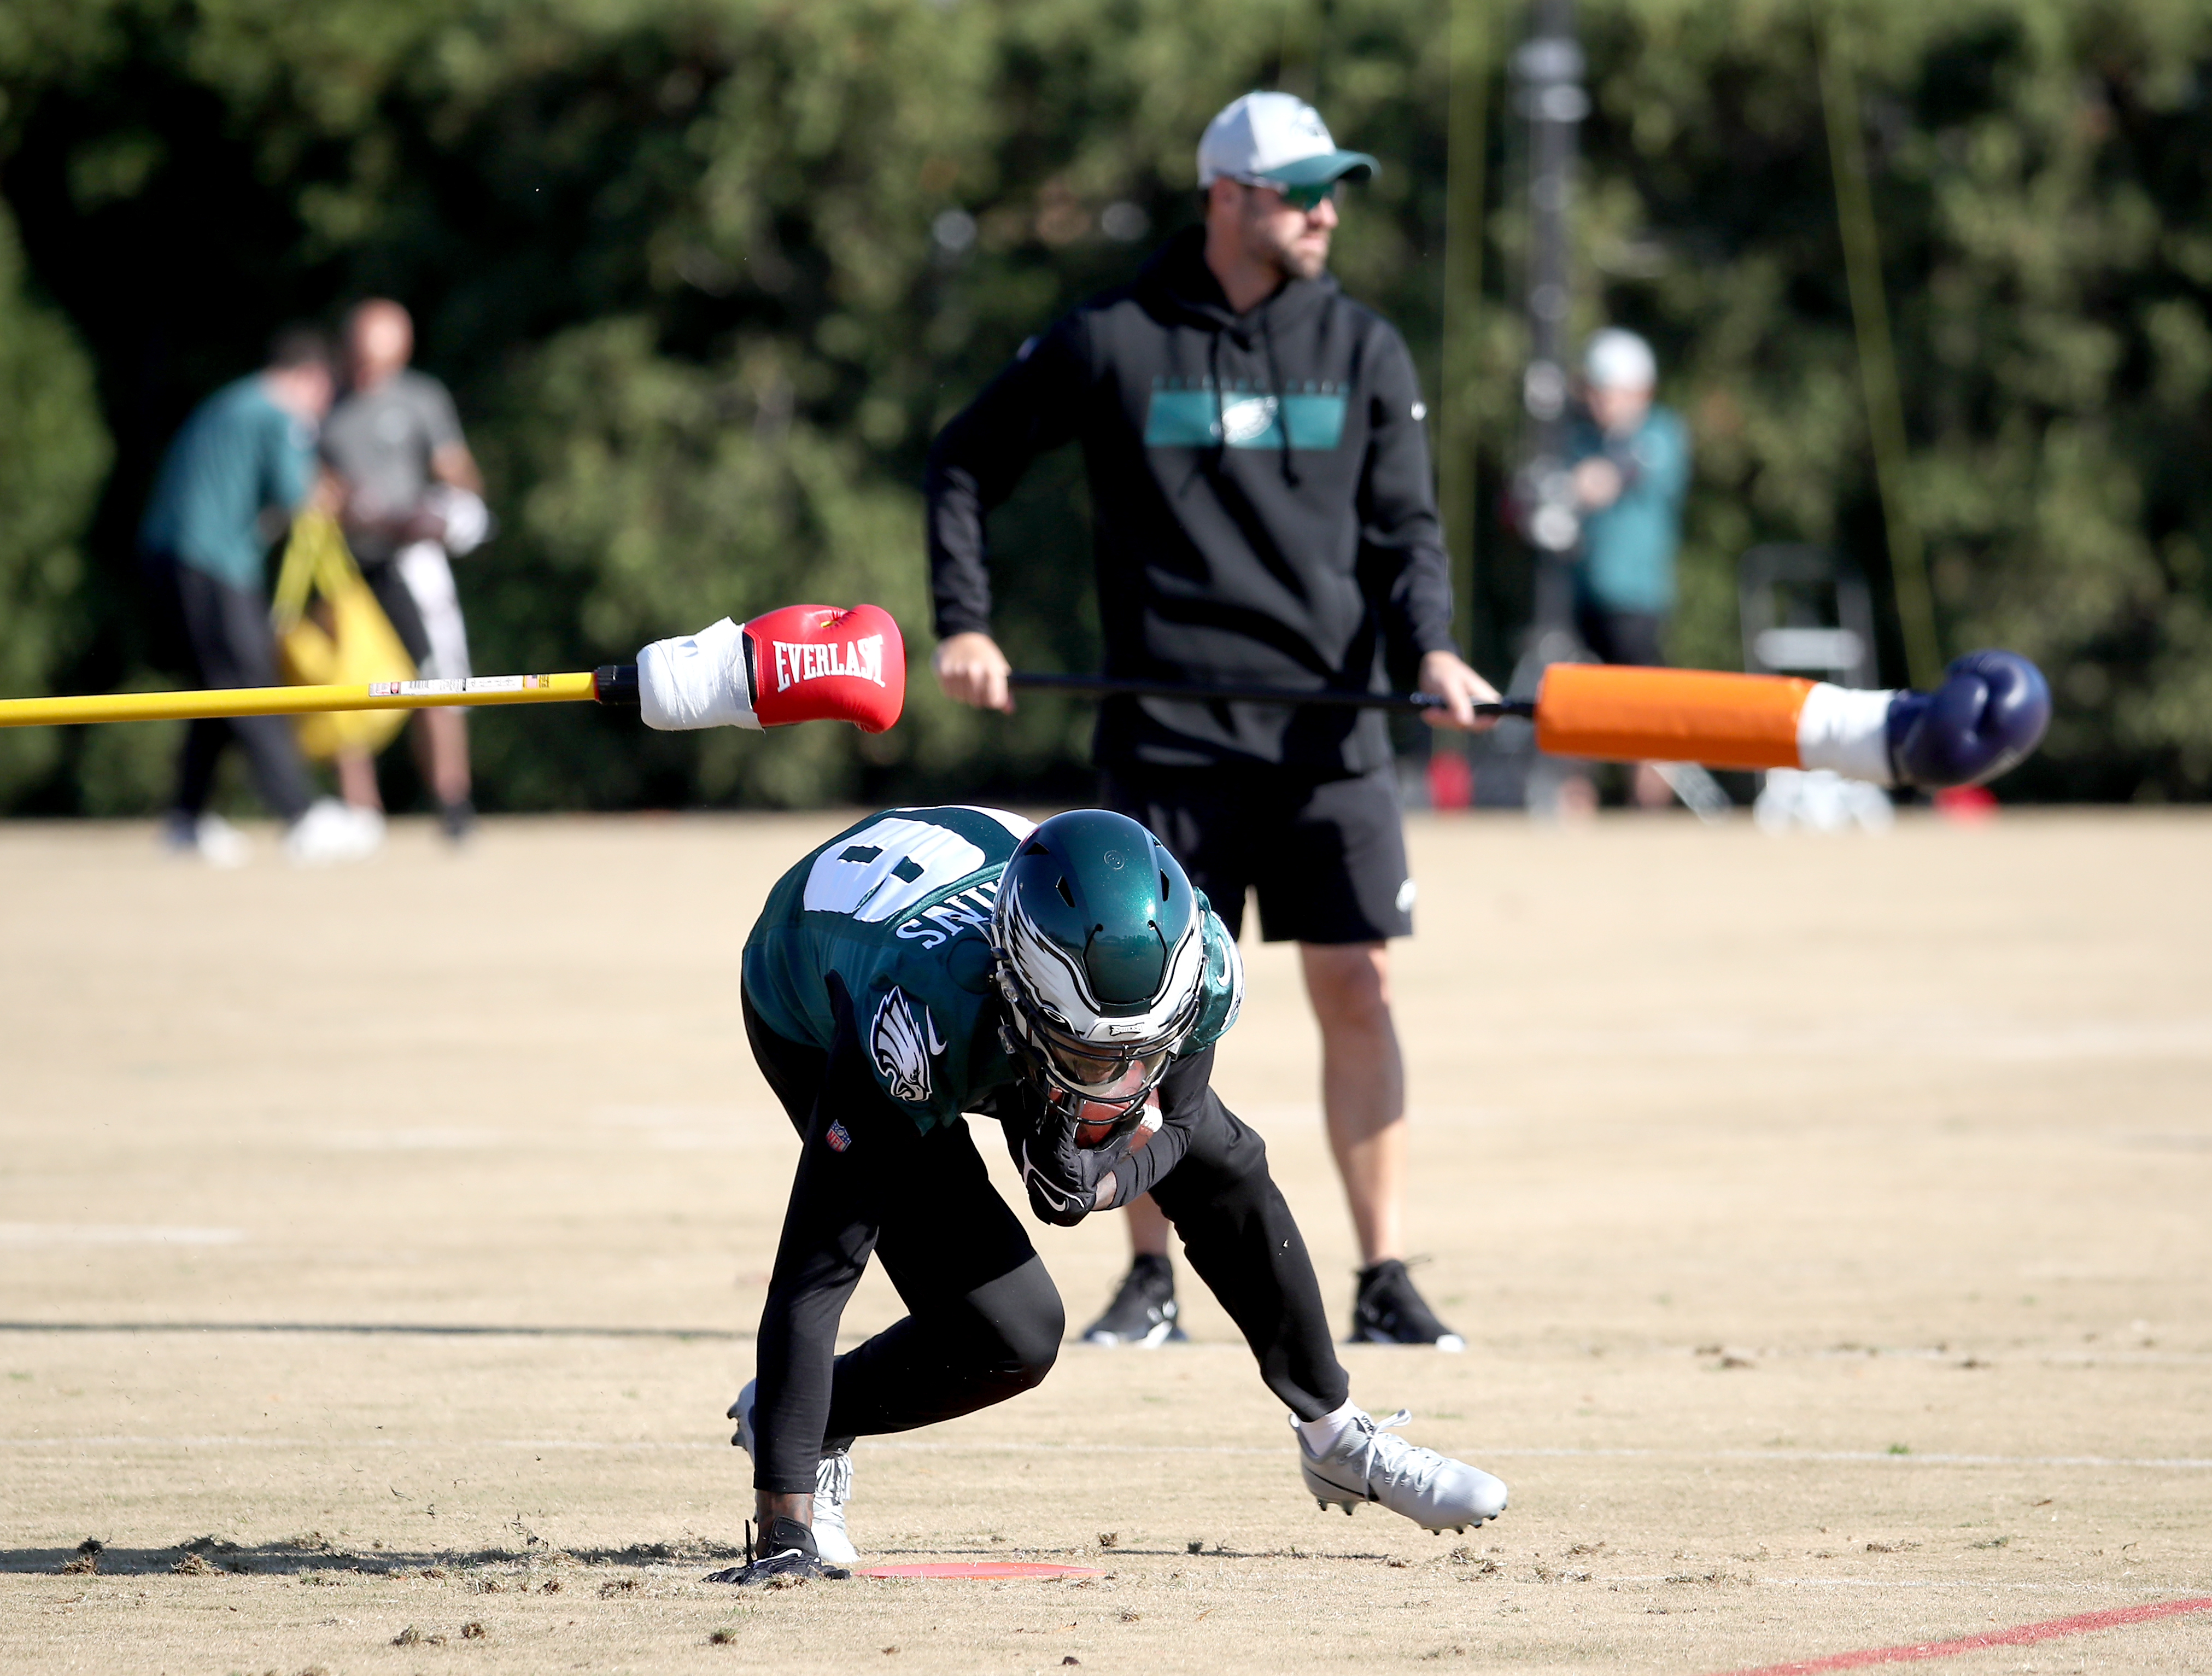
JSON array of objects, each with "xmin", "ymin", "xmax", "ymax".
[
  {"xmin": 1439, "ymin": 0, "xmax": 1491, "ymax": 667},
  {"xmin": 1274, "ymin": 3, "xmax": 1317, "ymax": 103},
  {"xmin": 1510, "ymin": 0, "xmax": 1586, "ymax": 647},
  {"xmin": 1818, "ymin": 25, "xmax": 1943, "ymax": 691}
]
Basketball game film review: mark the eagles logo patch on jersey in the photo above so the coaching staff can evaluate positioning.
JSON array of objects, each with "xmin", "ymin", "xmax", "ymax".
[{"xmin": 870, "ymin": 985, "xmax": 943, "ymax": 1105}]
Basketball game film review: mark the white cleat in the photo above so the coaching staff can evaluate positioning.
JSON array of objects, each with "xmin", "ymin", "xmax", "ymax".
[
  {"xmin": 728, "ymin": 1378, "xmax": 858, "ymax": 1565},
  {"xmin": 1294, "ymin": 1406, "xmax": 1508, "ymax": 1533},
  {"xmin": 284, "ymin": 798, "xmax": 383, "ymax": 866}
]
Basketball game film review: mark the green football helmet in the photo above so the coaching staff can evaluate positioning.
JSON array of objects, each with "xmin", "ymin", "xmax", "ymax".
[{"xmin": 991, "ymin": 809, "xmax": 1208, "ymax": 1128}]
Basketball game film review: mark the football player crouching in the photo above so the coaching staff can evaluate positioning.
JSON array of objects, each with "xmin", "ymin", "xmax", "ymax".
[{"xmin": 714, "ymin": 806, "xmax": 1507, "ymax": 1584}]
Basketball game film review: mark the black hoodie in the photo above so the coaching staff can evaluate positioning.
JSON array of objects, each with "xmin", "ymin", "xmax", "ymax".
[{"xmin": 926, "ymin": 226, "xmax": 1454, "ymax": 777}]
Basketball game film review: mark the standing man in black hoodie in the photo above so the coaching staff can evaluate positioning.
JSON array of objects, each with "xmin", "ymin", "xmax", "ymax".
[{"xmin": 927, "ymin": 92, "xmax": 1497, "ymax": 1350}]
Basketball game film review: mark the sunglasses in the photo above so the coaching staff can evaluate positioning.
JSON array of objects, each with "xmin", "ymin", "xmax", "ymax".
[{"xmin": 1236, "ymin": 176, "xmax": 1341, "ymax": 213}]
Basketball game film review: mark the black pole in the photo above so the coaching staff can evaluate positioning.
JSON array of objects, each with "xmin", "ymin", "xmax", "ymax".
[{"xmin": 1006, "ymin": 671, "xmax": 1532, "ymax": 719}]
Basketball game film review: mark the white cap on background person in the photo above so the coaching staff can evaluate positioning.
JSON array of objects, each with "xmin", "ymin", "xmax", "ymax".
[
  {"xmin": 1584, "ymin": 328, "xmax": 1657, "ymax": 390},
  {"xmin": 1197, "ymin": 91, "xmax": 1378, "ymax": 190}
]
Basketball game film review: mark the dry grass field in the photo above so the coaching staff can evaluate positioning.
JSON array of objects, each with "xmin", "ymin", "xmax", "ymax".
[{"xmin": 3, "ymin": 807, "xmax": 2208, "ymax": 1675}]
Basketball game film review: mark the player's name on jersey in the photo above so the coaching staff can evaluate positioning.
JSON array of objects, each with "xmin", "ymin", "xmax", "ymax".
[
  {"xmin": 893, "ymin": 879, "xmax": 999, "ymax": 949},
  {"xmin": 770, "ymin": 634, "xmax": 887, "ymax": 692}
]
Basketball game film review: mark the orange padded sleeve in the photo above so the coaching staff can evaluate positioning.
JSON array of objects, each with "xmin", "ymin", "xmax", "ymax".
[{"xmin": 1533, "ymin": 664, "xmax": 1813, "ymax": 770}]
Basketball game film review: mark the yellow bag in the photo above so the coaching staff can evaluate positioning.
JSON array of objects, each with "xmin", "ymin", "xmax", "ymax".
[{"xmin": 269, "ymin": 510, "xmax": 416, "ymax": 760}]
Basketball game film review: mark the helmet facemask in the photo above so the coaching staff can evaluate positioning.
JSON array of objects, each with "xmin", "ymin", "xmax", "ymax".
[
  {"xmin": 996, "ymin": 974, "xmax": 1195, "ymax": 1133},
  {"xmin": 988, "ymin": 813, "xmax": 1207, "ymax": 1142}
]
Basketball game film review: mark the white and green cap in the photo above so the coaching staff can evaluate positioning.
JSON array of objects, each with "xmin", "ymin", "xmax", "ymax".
[{"xmin": 1197, "ymin": 91, "xmax": 1377, "ymax": 190}]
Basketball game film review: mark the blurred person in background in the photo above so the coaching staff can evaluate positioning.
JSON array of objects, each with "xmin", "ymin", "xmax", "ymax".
[
  {"xmin": 321, "ymin": 297, "xmax": 491, "ymax": 841},
  {"xmin": 928, "ymin": 92, "xmax": 1496, "ymax": 1351},
  {"xmin": 139, "ymin": 327, "xmax": 383, "ymax": 867},
  {"xmin": 1560, "ymin": 328, "xmax": 1690, "ymax": 814}
]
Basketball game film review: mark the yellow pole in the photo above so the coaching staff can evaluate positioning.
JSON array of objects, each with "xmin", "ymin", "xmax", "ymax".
[{"xmin": 0, "ymin": 671, "xmax": 600, "ymax": 729}]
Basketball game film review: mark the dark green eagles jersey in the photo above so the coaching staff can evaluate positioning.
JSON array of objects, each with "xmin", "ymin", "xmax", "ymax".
[{"xmin": 742, "ymin": 805, "xmax": 1243, "ymax": 1134}]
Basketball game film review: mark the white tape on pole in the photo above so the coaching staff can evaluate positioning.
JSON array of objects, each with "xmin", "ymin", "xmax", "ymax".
[
  {"xmin": 1795, "ymin": 681, "xmax": 1896, "ymax": 785},
  {"xmin": 636, "ymin": 617, "xmax": 760, "ymax": 731}
]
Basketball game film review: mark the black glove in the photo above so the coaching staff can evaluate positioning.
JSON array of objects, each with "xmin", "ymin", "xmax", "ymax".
[{"xmin": 1002, "ymin": 1095, "xmax": 1137, "ymax": 1228}]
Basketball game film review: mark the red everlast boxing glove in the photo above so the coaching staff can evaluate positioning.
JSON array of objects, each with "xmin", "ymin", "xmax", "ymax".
[
  {"xmin": 742, "ymin": 603, "xmax": 905, "ymax": 733},
  {"xmin": 636, "ymin": 604, "xmax": 905, "ymax": 734}
]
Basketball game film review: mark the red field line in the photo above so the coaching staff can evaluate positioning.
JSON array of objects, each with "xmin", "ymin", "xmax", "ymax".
[{"xmin": 1714, "ymin": 1595, "xmax": 2212, "ymax": 1674}]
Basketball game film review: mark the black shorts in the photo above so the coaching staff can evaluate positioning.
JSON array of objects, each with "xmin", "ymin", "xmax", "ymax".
[
  {"xmin": 1575, "ymin": 605, "xmax": 1665, "ymax": 669},
  {"xmin": 1102, "ymin": 762, "xmax": 1412, "ymax": 944},
  {"xmin": 359, "ymin": 557, "xmax": 433, "ymax": 667}
]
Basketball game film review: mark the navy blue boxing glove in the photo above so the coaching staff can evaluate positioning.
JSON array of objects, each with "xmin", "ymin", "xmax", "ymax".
[{"xmin": 1886, "ymin": 650, "xmax": 2051, "ymax": 789}]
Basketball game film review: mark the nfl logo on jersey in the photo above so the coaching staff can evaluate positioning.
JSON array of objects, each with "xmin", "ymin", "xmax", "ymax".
[{"xmin": 825, "ymin": 1121, "xmax": 852, "ymax": 1153}]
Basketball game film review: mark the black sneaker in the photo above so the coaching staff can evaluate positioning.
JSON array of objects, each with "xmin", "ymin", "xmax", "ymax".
[
  {"xmin": 1080, "ymin": 1253, "xmax": 1186, "ymax": 1346},
  {"xmin": 1350, "ymin": 1259, "xmax": 1465, "ymax": 1351},
  {"xmin": 703, "ymin": 1516, "xmax": 852, "ymax": 1586},
  {"xmin": 439, "ymin": 797, "xmax": 476, "ymax": 843}
]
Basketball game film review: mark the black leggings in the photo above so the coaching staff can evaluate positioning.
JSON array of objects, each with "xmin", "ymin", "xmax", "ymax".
[
  {"xmin": 147, "ymin": 557, "xmax": 313, "ymax": 822},
  {"xmin": 742, "ymin": 992, "xmax": 1348, "ymax": 1493}
]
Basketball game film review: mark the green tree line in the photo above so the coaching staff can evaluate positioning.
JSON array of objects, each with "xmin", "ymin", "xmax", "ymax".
[{"xmin": 0, "ymin": 0, "xmax": 2207, "ymax": 810}]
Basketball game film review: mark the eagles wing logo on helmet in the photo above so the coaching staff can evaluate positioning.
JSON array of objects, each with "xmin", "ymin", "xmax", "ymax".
[
  {"xmin": 870, "ymin": 986, "xmax": 941, "ymax": 1104},
  {"xmin": 996, "ymin": 865, "xmax": 1207, "ymax": 1048},
  {"xmin": 997, "ymin": 880, "xmax": 1098, "ymax": 1027}
]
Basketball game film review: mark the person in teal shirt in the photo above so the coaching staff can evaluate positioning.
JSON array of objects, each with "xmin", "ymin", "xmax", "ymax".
[
  {"xmin": 1566, "ymin": 328, "xmax": 1690, "ymax": 809},
  {"xmin": 139, "ymin": 328, "xmax": 381, "ymax": 865},
  {"xmin": 141, "ymin": 359, "xmax": 321, "ymax": 592}
]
